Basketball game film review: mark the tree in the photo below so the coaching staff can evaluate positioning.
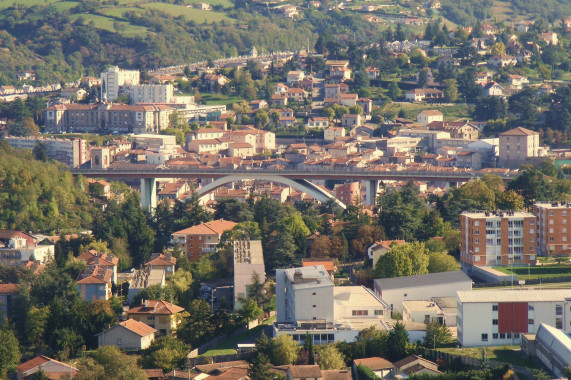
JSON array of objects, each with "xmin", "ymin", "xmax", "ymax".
[
  {"xmin": 25, "ymin": 305, "xmax": 50, "ymax": 348},
  {"xmin": 417, "ymin": 69, "xmax": 429, "ymax": 88},
  {"xmin": 239, "ymin": 298, "xmax": 262, "ymax": 325},
  {"xmin": 444, "ymin": 79, "xmax": 458, "ymax": 102},
  {"xmin": 491, "ymin": 42, "xmax": 506, "ymax": 55},
  {"xmin": 247, "ymin": 272, "xmax": 269, "ymax": 311},
  {"xmin": 33, "ymin": 141, "xmax": 49, "ymax": 162},
  {"xmin": 142, "ymin": 337, "xmax": 190, "ymax": 372},
  {"xmin": 249, "ymin": 352, "xmax": 275, "ymax": 380},
  {"xmin": 387, "ymin": 322, "xmax": 409, "ymax": 361},
  {"xmin": 507, "ymin": 167, "xmax": 554, "ymax": 208},
  {"xmin": 424, "ymin": 321, "xmax": 452, "ymax": 348},
  {"xmin": 387, "ymin": 82, "xmax": 401, "ymax": 100},
  {"xmin": 0, "ymin": 325, "xmax": 21, "ymax": 379},
  {"xmin": 428, "ymin": 252, "xmax": 460, "ymax": 273},
  {"xmin": 271, "ymin": 334, "xmax": 299, "ymax": 365},
  {"xmin": 351, "ymin": 225, "xmax": 385, "ymax": 258},
  {"xmin": 316, "ymin": 344, "xmax": 345, "ymax": 369},
  {"xmin": 349, "ymin": 105, "xmax": 363, "ymax": 116},
  {"xmin": 375, "ymin": 242, "xmax": 429, "ymax": 279},
  {"xmin": 77, "ymin": 346, "xmax": 146, "ymax": 380}
]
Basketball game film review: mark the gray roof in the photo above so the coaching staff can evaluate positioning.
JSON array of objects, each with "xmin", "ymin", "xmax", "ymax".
[{"xmin": 374, "ymin": 271, "xmax": 472, "ymax": 291}]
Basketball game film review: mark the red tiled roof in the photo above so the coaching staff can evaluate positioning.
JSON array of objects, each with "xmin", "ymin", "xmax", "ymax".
[
  {"xmin": 76, "ymin": 266, "xmax": 113, "ymax": 284},
  {"xmin": 173, "ymin": 219, "xmax": 237, "ymax": 236},
  {"xmin": 302, "ymin": 258, "xmax": 335, "ymax": 272},
  {"xmin": 115, "ymin": 319, "xmax": 156, "ymax": 336},
  {"xmin": 145, "ymin": 253, "xmax": 176, "ymax": 266},
  {"xmin": 354, "ymin": 357, "xmax": 394, "ymax": 370},
  {"xmin": 0, "ymin": 284, "xmax": 18, "ymax": 293},
  {"xmin": 499, "ymin": 127, "xmax": 538, "ymax": 136},
  {"xmin": 128, "ymin": 300, "xmax": 184, "ymax": 316},
  {"xmin": 144, "ymin": 369, "xmax": 165, "ymax": 378}
]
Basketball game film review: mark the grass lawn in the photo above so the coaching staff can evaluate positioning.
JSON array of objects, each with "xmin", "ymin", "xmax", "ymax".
[
  {"xmin": 437, "ymin": 346, "xmax": 538, "ymax": 368},
  {"xmin": 0, "ymin": 0, "xmax": 59, "ymax": 11},
  {"xmin": 200, "ymin": 93, "xmax": 245, "ymax": 106},
  {"xmin": 382, "ymin": 102, "xmax": 472, "ymax": 120},
  {"xmin": 200, "ymin": 315, "xmax": 276, "ymax": 357},
  {"xmin": 493, "ymin": 264, "xmax": 571, "ymax": 280},
  {"xmin": 142, "ymin": 3, "xmax": 234, "ymax": 23},
  {"xmin": 179, "ymin": 0, "xmax": 233, "ymax": 8},
  {"xmin": 50, "ymin": 1, "xmax": 80, "ymax": 12},
  {"xmin": 100, "ymin": 7, "xmax": 142, "ymax": 18},
  {"xmin": 70, "ymin": 14, "xmax": 148, "ymax": 37}
]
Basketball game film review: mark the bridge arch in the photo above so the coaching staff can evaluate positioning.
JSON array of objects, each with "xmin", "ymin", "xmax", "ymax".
[{"xmin": 195, "ymin": 174, "xmax": 346, "ymax": 209}]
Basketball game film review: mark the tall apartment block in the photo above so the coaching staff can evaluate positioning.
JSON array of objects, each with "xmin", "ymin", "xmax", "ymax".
[
  {"xmin": 460, "ymin": 211, "xmax": 537, "ymax": 267},
  {"xmin": 100, "ymin": 66, "xmax": 140, "ymax": 101},
  {"xmin": 535, "ymin": 202, "xmax": 571, "ymax": 257}
]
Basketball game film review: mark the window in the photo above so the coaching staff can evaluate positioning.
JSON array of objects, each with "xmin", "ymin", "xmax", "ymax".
[
  {"xmin": 159, "ymin": 329, "xmax": 167, "ymax": 335},
  {"xmin": 514, "ymin": 333, "xmax": 520, "ymax": 339},
  {"xmin": 492, "ymin": 305, "xmax": 498, "ymax": 311},
  {"xmin": 556, "ymin": 305, "xmax": 563, "ymax": 315},
  {"xmin": 530, "ymin": 220, "xmax": 535, "ymax": 226},
  {"xmin": 374, "ymin": 310, "xmax": 383, "ymax": 316},
  {"xmin": 550, "ymin": 220, "xmax": 554, "ymax": 225},
  {"xmin": 313, "ymin": 305, "xmax": 316, "ymax": 308},
  {"xmin": 481, "ymin": 334, "xmax": 488, "ymax": 342},
  {"xmin": 312, "ymin": 292, "xmax": 316, "ymax": 295},
  {"xmin": 530, "ymin": 229, "xmax": 534, "ymax": 234},
  {"xmin": 475, "ymin": 247, "xmax": 480, "ymax": 253},
  {"xmin": 475, "ymin": 238, "xmax": 480, "ymax": 244},
  {"xmin": 564, "ymin": 211, "xmax": 567, "ymax": 216},
  {"xmin": 556, "ymin": 318, "xmax": 563, "ymax": 329},
  {"xmin": 492, "ymin": 319, "xmax": 498, "ymax": 325},
  {"xmin": 492, "ymin": 333, "xmax": 499, "ymax": 340},
  {"xmin": 474, "ymin": 221, "xmax": 480, "ymax": 227},
  {"xmin": 528, "ymin": 319, "xmax": 534, "ymax": 324},
  {"xmin": 475, "ymin": 230, "xmax": 480, "ymax": 235},
  {"xmin": 148, "ymin": 316, "xmax": 155, "ymax": 321},
  {"xmin": 499, "ymin": 333, "xmax": 505, "ymax": 339},
  {"xmin": 550, "ymin": 211, "xmax": 554, "ymax": 216},
  {"xmin": 116, "ymin": 338, "xmax": 122, "ymax": 346},
  {"xmin": 507, "ymin": 333, "xmax": 512, "ymax": 339},
  {"xmin": 529, "ymin": 304, "xmax": 534, "ymax": 311}
]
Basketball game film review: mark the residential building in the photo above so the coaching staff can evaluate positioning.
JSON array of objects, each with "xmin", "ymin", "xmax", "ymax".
[
  {"xmin": 456, "ymin": 289, "xmax": 571, "ymax": 347},
  {"xmin": 522, "ymin": 323, "xmax": 571, "ymax": 378},
  {"xmin": 373, "ymin": 271, "xmax": 472, "ymax": 313},
  {"xmin": 145, "ymin": 253, "xmax": 176, "ymax": 276},
  {"xmin": 460, "ymin": 211, "xmax": 537, "ymax": 268},
  {"xmin": 341, "ymin": 114, "xmax": 361, "ymax": 128},
  {"xmin": 393, "ymin": 356, "xmax": 442, "ymax": 377},
  {"xmin": 539, "ymin": 32, "xmax": 558, "ymax": 45},
  {"xmin": 339, "ymin": 93, "xmax": 358, "ymax": 107},
  {"xmin": 228, "ymin": 142, "xmax": 255, "ymax": 158},
  {"xmin": 0, "ymin": 230, "xmax": 54, "ymax": 266},
  {"xmin": 132, "ymin": 134, "xmax": 177, "ymax": 153},
  {"xmin": 427, "ymin": 121, "xmax": 479, "ymax": 140},
  {"xmin": 417, "ymin": 110, "xmax": 443, "ymax": 127},
  {"xmin": 171, "ymin": 219, "xmax": 237, "ymax": 262},
  {"xmin": 534, "ymin": 202, "xmax": 571, "ymax": 257},
  {"xmin": 487, "ymin": 54, "xmax": 517, "ymax": 68},
  {"xmin": 17, "ymin": 70, "xmax": 36, "ymax": 81},
  {"xmin": 97, "ymin": 319, "xmax": 156, "ymax": 350},
  {"xmin": 5, "ymin": 136, "xmax": 87, "ymax": 167},
  {"xmin": 233, "ymin": 240, "xmax": 266, "ymax": 310},
  {"xmin": 76, "ymin": 266, "xmax": 113, "ymax": 301},
  {"xmin": 481, "ymin": 81, "xmax": 504, "ymax": 97},
  {"xmin": 100, "ymin": 66, "xmax": 140, "ymax": 101},
  {"xmin": 128, "ymin": 300, "xmax": 185, "ymax": 336},
  {"xmin": 455, "ymin": 150, "xmax": 483, "ymax": 170},
  {"xmin": 16, "ymin": 356, "xmax": 79, "ymax": 380},
  {"xmin": 352, "ymin": 357, "xmax": 394, "ymax": 379},
  {"xmin": 405, "ymin": 88, "xmax": 444, "ymax": 102},
  {"xmin": 367, "ymin": 240, "xmax": 406, "ymax": 267},
  {"xmin": 357, "ymin": 98, "xmax": 373, "ymax": 115},
  {"xmin": 307, "ymin": 117, "xmax": 329, "ymax": 129},
  {"xmin": 0, "ymin": 284, "xmax": 18, "ymax": 316},
  {"xmin": 60, "ymin": 87, "xmax": 86, "ymax": 100},
  {"xmin": 498, "ymin": 127, "xmax": 540, "ymax": 168},
  {"xmin": 77, "ymin": 250, "xmax": 119, "ymax": 283},
  {"xmin": 287, "ymin": 71, "xmax": 305, "ymax": 84},
  {"xmin": 287, "ymin": 365, "xmax": 322, "ymax": 380},
  {"xmin": 395, "ymin": 129, "xmax": 446, "ymax": 151},
  {"xmin": 286, "ymin": 88, "xmax": 308, "ymax": 102},
  {"xmin": 334, "ymin": 182, "xmax": 360, "ymax": 206},
  {"xmin": 128, "ymin": 267, "xmax": 166, "ymax": 304},
  {"xmin": 186, "ymin": 138, "xmax": 228, "ymax": 154},
  {"xmin": 324, "ymin": 126, "xmax": 346, "ymax": 141},
  {"xmin": 275, "ymin": 265, "xmax": 390, "ymax": 343},
  {"xmin": 130, "ymin": 84, "xmax": 174, "ymax": 104}
]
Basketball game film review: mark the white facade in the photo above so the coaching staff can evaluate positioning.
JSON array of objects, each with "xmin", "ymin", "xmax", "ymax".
[
  {"xmin": 5, "ymin": 136, "xmax": 87, "ymax": 167},
  {"xmin": 100, "ymin": 66, "xmax": 140, "ymax": 101},
  {"xmin": 233, "ymin": 240, "xmax": 266, "ymax": 310},
  {"xmin": 533, "ymin": 323, "xmax": 571, "ymax": 378},
  {"xmin": 374, "ymin": 271, "xmax": 472, "ymax": 313},
  {"xmin": 417, "ymin": 111, "xmax": 443, "ymax": 127},
  {"xmin": 132, "ymin": 134, "xmax": 177, "ymax": 153},
  {"xmin": 457, "ymin": 289, "xmax": 571, "ymax": 347},
  {"xmin": 130, "ymin": 84, "xmax": 174, "ymax": 104}
]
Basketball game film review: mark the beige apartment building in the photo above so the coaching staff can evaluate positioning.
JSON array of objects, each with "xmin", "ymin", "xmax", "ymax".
[
  {"xmin": 499, "ymin": 127, "xmax": 540, "ymax": 168},
  {"xmin": 460, "ymin": 211, "xmax": 537, "ymax": 267},
  {"xmin": 171, "ymin": 219, "xmax": 237, "ymax": 262},
  {"xmin": 535, "ymin": 202, "xmax": 571, "ymax": 257}
]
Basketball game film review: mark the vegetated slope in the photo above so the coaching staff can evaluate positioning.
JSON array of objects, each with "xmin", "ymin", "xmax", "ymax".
[
  {"xmin": 0, "ymin": 142, "xmax": 95, "ymax": 233},
  {"xmin": 0, "ymin": 0, "xmax": 381, "ymax": 85}
]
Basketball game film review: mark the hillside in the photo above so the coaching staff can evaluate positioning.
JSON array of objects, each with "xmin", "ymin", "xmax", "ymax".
[{"xmin": 0, "ymin": 0, "xmax": 381, "ymax": 85}]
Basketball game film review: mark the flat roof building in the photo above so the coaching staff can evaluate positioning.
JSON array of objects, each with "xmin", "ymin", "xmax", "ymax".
[
  {"xmin": 534, "ymin": 202, "xmax": 571, "ymax": 257},
  {"xmin": 233, "ymin": 240, "xmax": 265, "ymax": 310}
]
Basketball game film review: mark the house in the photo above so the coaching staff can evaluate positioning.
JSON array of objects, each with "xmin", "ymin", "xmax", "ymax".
[
  {"xmin": 77, "ymin": 250, "xmax": 119, "ymax": 283},
  {"xmin": 287, "ymin": 71, "xmax": 305, "ymax": 84},
  {"xmin": 275, "ymin": 83, "xmax": 290, "ymax": 94},
  {"xmin": 0, "ymin": 229, "xmax": 54, "ymax": 266},
  {"xmin": 129, "ymin": 267, "xmax": 166, "ymax": 305},
  {"xmin": 405, "ymin": 88, "xmax": 444, "ymax": 102},
  {"xmin": 393, "ymin": 355, "xmax": 442, "ymax": 377},
  {"xmin": 339, "ymin": 93, "xmax": 358, "ymax": 107},
  {"xmin": 324, "ymin": 84, "xmax": 341, "ymax": 99},
  {"xmin": 307, "ymin": 117, "xmax": 329, "ymax": 129},
  {"xmin": 128, "ymin": 300, "xmax": 185, "ymax": 336},
  {"xmin": 16, "ymin": 356, "xmax": 79, "ymax": 380},
  {"xmin": 204, "ymin": 74, "xmax": 229, "ymax": 92},
  {"xmin": 17, "ymin": 70, "xmax": 36, "ymax": 81},
  {"xmin": 228, "ymin": 142, "xmax": 255, "ymax": 158},
  {"xmin": 0, "ymin": 86, "xmax": 16, "ymax": 95},
  {"xmin": 279, "ymin": 116, "xmax": 296, "ymax": 127},
  {"xmin": 481, "ymin": 81, "xmax": 504, "ymax": 97},
  {"xmin": 287, "ymin": 365, "xmax": 322, "ymax": 380},
  {"xmin": 87, "ymin": 178, "xmax": 111, "ymax": 199},
  {"xmin": 455, "ymin": 150, "xmax": 483, "ymax": 169},
  {"xmin": 324, "ymin": 126, "xmax": 346, "ymax": 141},
  {"xmin": 374, "ymin": 271, "xmax": 472, "ymax": 313},
  {"xmin": 416, "ymin": 110, "xmax": 443, "ymax": 127},
  {"xmin": 427, "ymin": 121, "xmax": 479, "ymax": 140},
  {"xmin": 158, "ymin": 181, "xmax": 191, "ymax": 201},
  {"xmin": 60, "ymin": 87, "xmax": 87, "ymax": 100},
  {"xmin": 487, "ymin": 54, "xmax": 516, "ymax": 68},
  {"xmin": 498, "ymin": 127, "xmax": 540, "ymax": 168},
  {"xmin": 508, "ymin": 75, "xmax": 528, "ymax": 89},
  {"xmin": 330, "ymin": 67, "xmax": 352, "ymax": 81},
  {"xmin": 341, "ymin": 114, "xmax": 361, "ymax": 128},
  {"xmin": 0, "ymin": 283, "xmax": 18, "ymax": 316},
  {"xmin": 171, "ymin": 220, "xmax": 237, "ymax": 262},
  {"xmin": 271, "ymin": 94, "xmax": 288, "ymax": 106},
  {"xmin": 286, "ymin": 143, "xmax": 309, "ymax": 154},
  {"xmin": 539, "ymin": 32, "xmax": 558, "ymax": 45},
  {"xmin": 352, "ymin": 357, "xmax": 394, "ymax": 379},
  {"xmin": 366, "ymin": 67, "xmax": 380, "ymax": 80},
  {"xmin": 97, "ymin": 319, "xmax": 156, "ymax": 350},
  {"xmin": 251, "ymin": 99, "xmax": 268, "ymax": 110},
  {"xmin": 286, "ymin": 88, "xmax": 308, "ymax": 102},
  {"xmin": 367, "ymin": 240, "xmax": 405, "ymax": 267},
  {"xmin": 357, "ymin": 98, "xmax": 373, "ymax": 115},
  {"xmin": 76, "ymin": 266, "xmax": 113, "ymax": 301},
  {"xmin": 144, "ymin": 253, "xmax": 176, "ymax": 276},
  {"xmin": 516, "ymin": 20, "xmax": 534, "ymax": 33}
]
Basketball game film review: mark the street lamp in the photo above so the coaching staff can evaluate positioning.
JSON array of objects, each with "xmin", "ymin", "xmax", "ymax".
[{"xmin": 211, "ymin": 288, "xmax": 217, "ymax": 313}]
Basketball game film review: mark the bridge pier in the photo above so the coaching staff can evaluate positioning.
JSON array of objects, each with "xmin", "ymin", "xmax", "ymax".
[
  {"xmin": 140, "ymin": 178, "xmax": 157, "ymax": 212},
  {"xmin": 366, "ymin": 180, "xmax": 378, "ymax": 206}
]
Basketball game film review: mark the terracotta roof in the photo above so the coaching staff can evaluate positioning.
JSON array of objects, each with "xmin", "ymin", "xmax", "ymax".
[
  {"xmin": 0, "ymin": 229, "xmax": 37, "ymax": 246},
  {"xmin": 354, "ymin": 357, "xmax": 394, "ymax": 370},
  {"xmin": 17, "ymin": 355, "xmax": 78, "ymax": 375},
  {"xmin": 164, "ymin": 370, "xmax": 201, "ymax": 379},
  {"xmin": 0, "ymin": 283, "xmax": 18, "ymax": 293},
  {"xmin": 213, "ymin": 367, "xmax": 249, "ymax": 380},
  {"xmin": 288, "ymin": 365, "xmax": 322, "ymax": 378},
  {"xmin": 321, "ymin": 370, "xmax": 352, "ymax": 380},
  {"xmin": 500, "ymin": 127, "xmax": 538, "ymax": 136},
  {"xmin": 173, "ymin": 219, "xmax": 237, "ymax": 236},
  {"xmin": 145, "ymin": 253, "xmax": 176, "ymax": 266},
  {"xmin": 420, "ymin": 110, "xmax": 443, "ymax": 116},
  {"xmin": 144, "ymin": 369, "xmax": 165, "ymax": 378},
  {"xmin": 128, "ymin": 300, "xmax": 184, "ymax": 316},
  {"xmin": 302, "ymin": 258, "xmax": 336, "ymax": 272},
  {"xmin": 195, "ymin": 360, "xmax": 250, "ymax": 374},
  {"xmin": 114, "ymin": 319, "xmax": 157, "ymax": 336},
  {"xmin": 394, "ymin": 355, "xmax": 439, "ymax": 371},
  {"xmin": 76, "ymin": 266, "xmax": 113, "ymax": 284}
]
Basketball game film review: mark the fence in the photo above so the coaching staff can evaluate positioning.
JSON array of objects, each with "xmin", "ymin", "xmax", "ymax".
[
  {"xmin": 474, "ymin": 275, "xmax": 571, "ymax": 288},
  {"xmin": 421, "ymin": 348, "xmax": 506, "ymax": 369},
  {"xmin": 186, "ymin": 352, "xmax": 253, "ymax": 367}
]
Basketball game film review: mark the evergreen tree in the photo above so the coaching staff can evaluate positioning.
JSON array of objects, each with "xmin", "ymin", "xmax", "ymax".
[{"xmin": 387, "ymin": 321, "xmax": 409, "ymax": 361}]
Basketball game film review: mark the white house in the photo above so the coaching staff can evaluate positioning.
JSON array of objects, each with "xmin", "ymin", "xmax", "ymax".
[
  {"xmin": 416, "ymin": 110, "xmax": 443, "ymax": 127},
  {"xmin": 97, "ymin": 319, "xmax": 156, "ymax": 350}
]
